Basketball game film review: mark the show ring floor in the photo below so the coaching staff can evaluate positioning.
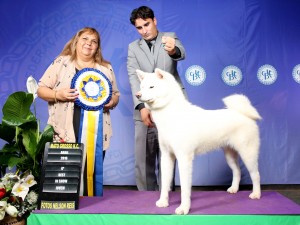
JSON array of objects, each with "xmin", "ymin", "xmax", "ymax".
[{"xmin": 28, "ymin": 190, "xmax": 300, "ymax": 225}]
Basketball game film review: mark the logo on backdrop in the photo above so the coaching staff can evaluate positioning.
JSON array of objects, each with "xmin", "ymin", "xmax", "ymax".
[
  {"xmin": 292, "ymin": 64, "xmax": 300, "ymax": 84},
  {"xmin": 221, "ymin": 65, "xmax": 243, "ymax": 86},
  {"xmin": 257, "ymin": 64, "xmax": 277, "ymax": 85},
  {"xmin": 185, "ymin": 65, "xmax": 206, "ymax": 86}
]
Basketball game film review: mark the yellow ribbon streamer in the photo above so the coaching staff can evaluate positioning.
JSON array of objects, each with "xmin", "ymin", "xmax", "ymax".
[{"xmin": 86, "ymin": 111, "xmax": 96, "ymax": 196}]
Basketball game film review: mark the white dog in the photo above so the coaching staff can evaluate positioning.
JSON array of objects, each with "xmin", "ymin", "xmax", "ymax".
[{"xmin": 136, "ymin": 68, "xmax": 262, "ymax": 215}]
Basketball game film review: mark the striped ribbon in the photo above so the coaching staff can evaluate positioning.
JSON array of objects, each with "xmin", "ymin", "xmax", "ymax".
[{"xmin": 79, "ymin": 109, "xmax": 103, "ymax": 196}]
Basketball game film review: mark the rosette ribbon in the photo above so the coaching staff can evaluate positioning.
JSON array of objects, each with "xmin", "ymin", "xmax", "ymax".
[{"xmin": 71, "ymin": 68, "xmax": 112, "ymax": 196}]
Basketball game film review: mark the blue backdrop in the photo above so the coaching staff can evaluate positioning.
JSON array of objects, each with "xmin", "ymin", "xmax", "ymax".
[{"xmin": 0, "ymin": 0, "xmax": 299, "ymax": 186}]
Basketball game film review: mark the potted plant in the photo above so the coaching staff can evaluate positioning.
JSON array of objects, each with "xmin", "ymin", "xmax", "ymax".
[
  {"xmin": 0, "ymin": 78, "xmax": 54, "ymax": 223},
  {"xmin": 0, "ymin": 91, "xmax": 53, "ymax": 179}
]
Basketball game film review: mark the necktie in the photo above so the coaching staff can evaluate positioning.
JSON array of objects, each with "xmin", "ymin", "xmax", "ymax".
[{"xmin": 150, "ymin": 40, "xmax": 155, "ymax": 54}]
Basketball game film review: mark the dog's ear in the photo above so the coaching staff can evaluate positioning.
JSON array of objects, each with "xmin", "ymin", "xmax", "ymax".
[
  {"xmin": 136, "ymin": 69, "xmax": 145, "ymax": 81},
  {"xmin": 154, "ymin": 68, "xmax": 164, "ymax": 79}
]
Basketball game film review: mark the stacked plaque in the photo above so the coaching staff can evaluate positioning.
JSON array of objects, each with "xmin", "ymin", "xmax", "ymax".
[{"xmin": 37, "ymin": 142, "xmax": 83, "ymax": 210}]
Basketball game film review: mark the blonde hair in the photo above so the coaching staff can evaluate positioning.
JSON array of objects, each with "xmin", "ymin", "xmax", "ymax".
[{"xmin": 59, "ymin": 27, "xmax": 110, "ymax": 67}]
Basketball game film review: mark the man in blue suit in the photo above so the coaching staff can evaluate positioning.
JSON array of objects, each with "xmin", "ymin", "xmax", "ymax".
[{"xmin": 127, "ymin": 5, "xmax": 186, "ymax": 191}]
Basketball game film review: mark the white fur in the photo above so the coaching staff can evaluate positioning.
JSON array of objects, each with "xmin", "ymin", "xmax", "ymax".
[{"xmin": 136, "ymin": 68, "xmax": 262, "ymax": 215}]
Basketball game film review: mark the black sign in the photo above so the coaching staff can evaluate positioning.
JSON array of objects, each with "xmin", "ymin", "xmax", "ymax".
[{"xmin": 37, "ymin": 142, "xmax": 83, "ymax": 210}]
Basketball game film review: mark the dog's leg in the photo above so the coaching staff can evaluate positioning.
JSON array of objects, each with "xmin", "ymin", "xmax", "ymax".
[
  {"xmin": 224, "ymin": 147, "xmax": 241, "ymax": 194},
  {"xmin": 175, "ymin": 153, "xmax": 193, "ymax": 215},
  {"xmin": 248, "ymin": 170, "xmax": 261, "ymax": 199},
  {"xmin": 156, "ymin": 151, "xmax": 175, "ymax": 208},
  {"xmin": 241, "ymin": 156, "xmax": 261, "ymax": 199},
  {"xmin": 238, "ymin": 146, "xmax": 261, "ymax": 199}
]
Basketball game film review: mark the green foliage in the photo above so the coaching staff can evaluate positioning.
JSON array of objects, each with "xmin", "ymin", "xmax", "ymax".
[{"xmin": 0, "ymin": 91, "xmax": 54, "ymax": 180}]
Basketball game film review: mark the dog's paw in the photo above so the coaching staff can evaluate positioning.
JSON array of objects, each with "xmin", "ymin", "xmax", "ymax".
[
  {"xmin": 175, "ymin": 204, "xmax": 190, "ymax": 215},
  {"xmin": 249, "ymin": 191, "xmax": 261, "ymax": 199},
  {"xmin": 156, "ymin": 198, "xmax": 169, "ymax": 208},
  {"xmin": 227, "ymin": 186, "xmax": 238, "ymax": 194}
]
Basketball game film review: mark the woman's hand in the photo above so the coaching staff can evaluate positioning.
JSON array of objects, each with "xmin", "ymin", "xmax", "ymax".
[
  {"xmin": 104, "ymin": 93, "xmax": 119, "ymax": 112},
  {"xmin": 37, "ymin": 86, "xmax": 78, "ymax": 103},
  {"xmin": 104, "ymin": 98, "xmax": 115, "ymax": 112},
  {"xmin": 56, "ymin": 88, "xmax": 78, "ymax": 102}
]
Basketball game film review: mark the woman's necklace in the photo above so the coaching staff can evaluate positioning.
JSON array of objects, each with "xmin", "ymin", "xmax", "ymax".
[{"xmin": 76, "ymin": 59, "xmax": 95, "ymax": 70}]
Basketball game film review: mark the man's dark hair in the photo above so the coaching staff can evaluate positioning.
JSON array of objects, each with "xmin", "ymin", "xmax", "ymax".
[{"xmin": 130, "ymin": 6, "xmax": 155, "ymax": 25}]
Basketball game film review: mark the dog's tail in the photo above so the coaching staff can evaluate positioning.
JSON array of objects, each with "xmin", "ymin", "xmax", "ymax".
[{"xmin": 223, "ymin": 94, "xmax": 262, "ymax": 121}]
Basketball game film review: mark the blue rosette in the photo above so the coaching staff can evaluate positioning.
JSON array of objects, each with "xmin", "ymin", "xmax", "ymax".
[{"xmin": 71, "ymin": 68, "xmax": 112, "ymax": 111}]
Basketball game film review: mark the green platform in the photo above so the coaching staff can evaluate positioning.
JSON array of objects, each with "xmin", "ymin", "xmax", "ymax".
[{"xmin": 28, "ymin": 214, "xmax": 300, "ymax": 225}]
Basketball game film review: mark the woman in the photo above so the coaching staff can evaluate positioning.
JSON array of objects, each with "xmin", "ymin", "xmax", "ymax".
[{"xmin": 37, "ymin": 27, "xmax": 120, "ymax": 195}]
